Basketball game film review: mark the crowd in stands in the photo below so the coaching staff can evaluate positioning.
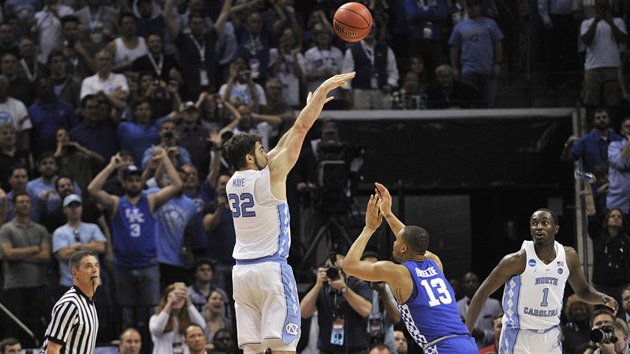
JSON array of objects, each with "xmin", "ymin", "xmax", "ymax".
[{"xmin": 0, "ymin": 0, "xmax": 629, "ymax": 353}]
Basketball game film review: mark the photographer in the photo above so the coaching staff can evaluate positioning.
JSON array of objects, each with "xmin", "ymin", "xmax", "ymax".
[
  {"xmin": 141, "ymin": 118, "xmax": 192, "ymax": 170},
  {"xmin": 300, "ymin": 253, "xmax": 373, "ymax": 354},
  {"xmin": 580, "ymin": 309, "xmax": 630, "ymax": 354}
]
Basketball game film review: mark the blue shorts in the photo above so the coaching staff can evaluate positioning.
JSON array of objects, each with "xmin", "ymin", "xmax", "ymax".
[{"xmin": 426, "ymin": 335, "xmax": 477, "ymax": 354}]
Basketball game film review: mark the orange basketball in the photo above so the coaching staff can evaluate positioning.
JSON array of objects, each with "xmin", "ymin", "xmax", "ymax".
[{"xmin": 333, "ymin": 2, "xmax": 372, "ymax": 43}]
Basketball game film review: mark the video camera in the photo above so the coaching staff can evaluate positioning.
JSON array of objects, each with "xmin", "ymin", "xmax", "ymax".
[
  {"xmin": 590, "ymin": 325, "xmax": 618, "ymax": 344},
  {"xmin": 312, "ymin": 121, "xmax": 363, "ymax": 213}
]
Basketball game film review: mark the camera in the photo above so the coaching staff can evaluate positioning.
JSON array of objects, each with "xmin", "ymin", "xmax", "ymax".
[
  {"xmin": 590, "ymin": 325, "xmax": 618, "ymax": 344},
  {"xmin": 237, "ymin": 70, "xmax": 251, "ymax": 81},
  {"xmin": 325, "ymin": 266, "xmax": 340, "ymax": 280},
  {"xmin": 164, "ymin": 131, "xmax": 174, "ymax": 139}
]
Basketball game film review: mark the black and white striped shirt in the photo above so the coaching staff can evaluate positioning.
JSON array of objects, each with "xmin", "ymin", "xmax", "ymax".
[{"xmin": 42, "ymin": 286, "xmax": 99, "ymax": 354}]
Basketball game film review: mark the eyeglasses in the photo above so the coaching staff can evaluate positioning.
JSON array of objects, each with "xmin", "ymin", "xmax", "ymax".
[{"xmin": 73, "ymin": 229, "xmax": 80, "ymax": 243}]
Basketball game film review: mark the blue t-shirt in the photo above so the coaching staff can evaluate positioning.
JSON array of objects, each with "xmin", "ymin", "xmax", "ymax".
[
  {"xmin": 151, "ymin": 190, "xmax": 197, "ymax": 267},
  {"xmin": 28, "ymin": 99, "xmax": 79, "ymax": 158},
  {"xmin": 448, "ymin": 17, "xmax": 504, "ymax": 74},
  {"xmin": 112, "ymin": 194, "xmax": 157, "ymax": 269},
  {"xmin": 52, "ymin": 222, "xmax": 106, "ymax": 286}
]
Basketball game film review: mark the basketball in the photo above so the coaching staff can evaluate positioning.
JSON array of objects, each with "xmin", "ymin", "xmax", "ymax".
[{"xmin": 333, "ymin": 2, "xmax": 372, "ymax": 42}]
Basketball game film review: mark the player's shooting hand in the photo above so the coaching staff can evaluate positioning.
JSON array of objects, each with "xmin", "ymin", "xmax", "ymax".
[
  {"xmin": 374, "ymin": 182, "xmax": 392, "ymax": 216},
  {"xmin": 365, "ymin": 194, "xmax": 382, "ymax": 230},
  {"xmin": 602, "ymin": 295, "xmax": 618, "ymax": 315},
  {"xmin": 316, "ymin": 72, "xmax": 355, "ymax": 100}
]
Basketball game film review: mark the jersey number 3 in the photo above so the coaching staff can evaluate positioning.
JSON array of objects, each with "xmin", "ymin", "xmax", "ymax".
[
  {"xmin": 420, "ymin": 278, "xmax": 453, "ymax": 307},
  {"xmin": 228, "ymin": 193, "xmax": 256, "ymax": 218}
]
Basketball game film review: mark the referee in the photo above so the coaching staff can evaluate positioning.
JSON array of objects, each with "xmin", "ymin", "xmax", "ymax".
[{"xmin": 42, "ymin": 250, "xmax": 100, "ymax": 354}]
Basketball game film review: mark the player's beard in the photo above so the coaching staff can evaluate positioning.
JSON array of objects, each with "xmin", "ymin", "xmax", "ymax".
[
  {"xmin": 125, "ymin": 188, "xmax": 142, "ymax": 197},
  {"xmin": 253, "ymin": 153, "xmax": 267, "ymax": 171}
]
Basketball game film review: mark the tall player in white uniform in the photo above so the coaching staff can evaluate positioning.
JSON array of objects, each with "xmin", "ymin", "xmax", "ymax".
[
  {"xmin": 465, "ymin": 208, "xmax": 618, "ymax": 353},
  {"xmin": 223, "ymin": 72, "xmax": 355, "ymax": 354}
]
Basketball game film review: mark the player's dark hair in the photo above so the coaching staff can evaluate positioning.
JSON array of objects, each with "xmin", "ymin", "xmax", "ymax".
[
  {"xmin": 533, "ymin": 208, "xmax": 558, "ymax": 225},
  {"xmin": 223, "ymin": 133, "xmax": 262, "ymax": 170},
  {"xmin": 400, "ymin": 226, "xmax": 430, "ymax": 255}
]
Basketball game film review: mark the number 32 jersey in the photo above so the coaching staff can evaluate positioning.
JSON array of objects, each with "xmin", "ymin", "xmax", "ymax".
[
  {"xmin": 398, "ymin": 259, "xmax": 470, "ymax": 346},
  {"xmin": 227, "ymin": 166, "xmax": 291, "ymax": 260},
  {"xmin": 502, "ymin": 240, "xmax": 569, "ymax": 330}
]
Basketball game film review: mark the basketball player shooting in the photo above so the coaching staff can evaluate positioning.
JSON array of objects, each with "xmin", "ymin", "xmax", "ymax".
[{"xmin": 223, "ymin": 72, "xmax": 355, "ymax": 354}]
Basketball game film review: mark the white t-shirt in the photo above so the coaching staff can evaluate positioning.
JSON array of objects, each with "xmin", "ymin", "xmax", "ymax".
[
  {"xmin": 581, "ymin": 17, "xmax": 627, "ymax": 70},
  {"xmin": 268, "ymin": 48, "xmax": 305, "ymax": 107},
  {"xmin": 80, "ymin": 72, "xmax": 130, "ymax": 99},
  {"xmin": 0, "ymin": 97, "xmax": 31, "ymax": 131},
  {"xmin": 35, "ymin": 5, "xmax": 75, "ymax": 63}
]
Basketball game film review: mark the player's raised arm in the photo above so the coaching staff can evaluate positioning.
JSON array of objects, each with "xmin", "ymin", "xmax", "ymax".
[{"xmin": 267, "ymin": 72, "xmax": 355, "ymax": 177}]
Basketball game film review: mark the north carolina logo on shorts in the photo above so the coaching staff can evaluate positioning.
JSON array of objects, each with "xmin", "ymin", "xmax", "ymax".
[
  {"xmin": 285, "ymin": 322, "xmax": 299, "ymax": 336},
  {"xmin": 557, "ymin": 268, "xmax": 563, "ymax": 274},
  {"xmin": 528, "ymin": 259, "xmax": 536, "ymax": 267}
]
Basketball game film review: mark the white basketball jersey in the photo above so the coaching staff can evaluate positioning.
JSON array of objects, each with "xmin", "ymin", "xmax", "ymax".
[
  {"xmin": 227, "ymin": 166, "xmax": 291, "ymax": 260},
  {"xmin": 502, "ymin": 240, "xmax": 569, "ymax": 330}
]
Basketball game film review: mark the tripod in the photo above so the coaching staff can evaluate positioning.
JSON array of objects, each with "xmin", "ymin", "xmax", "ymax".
[{"xmin": 299, "ymin": 214, "xmax": 354, "ymax": 271}]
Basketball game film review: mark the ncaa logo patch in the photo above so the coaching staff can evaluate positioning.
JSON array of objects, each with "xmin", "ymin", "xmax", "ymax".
[
  {"xmin": 285, "ymin": 322, "xmax": 299, "ymax": 336},
  {"xmin": 557, "ymin": 268, "xmax": 563, "ymax": 274},
  {"xmin": 528, "ymin": 259, "xmax": 536, "ymax": 267}
]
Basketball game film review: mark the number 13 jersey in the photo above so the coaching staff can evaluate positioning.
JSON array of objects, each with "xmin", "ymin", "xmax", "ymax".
[
  {"xmin": 227, "ymin": 166, "xmax": 291, "ymax": 260},
  {"xmin": 398, "ymin": 259, "xmax": 470, "ymax": 346},
  {"xmin": 502, "ymin": 240, "xmax": 569, "ymax": 331}
]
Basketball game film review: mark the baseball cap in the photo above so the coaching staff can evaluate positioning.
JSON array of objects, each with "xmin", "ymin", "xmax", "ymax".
[
  {"xmin": 180, "ymin": 101, "xmax": 199, "ymax": 111},
  {"xmin": 63, "ymin": 194, "xmax": 82, "ymax": 207},
  {"xmin": 123, "ymin": 165, "xmax": 142, "ymax": 179}
]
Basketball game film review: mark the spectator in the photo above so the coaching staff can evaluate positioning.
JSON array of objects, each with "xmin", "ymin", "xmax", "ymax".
[
  {"xmin": 0, "ymin": 74, "xmax": 31, "ymax": 151},
  {"xmin": 607, "ymin": 118, "xmax": 630, "ymax": 214},
  {"xmin": 51, "ymin": 194, "xmax": 106, "ymax": 295},
  {"xmin": 392, "ymin": 71, "xmax": 426, "ymax": 109},
  {"xmin": 136, "ymin": 70, "xmax": 180, "ymax": 119},
  {"xmin": 0, "ymin": 124, "xmax": 29, "ymax": 190},
  {"xmin": 588, "ymin": 208, "xmax": 630, "ymax": 305},
  {"xmin": 0, "ymin": 338, "xmax": 21, "ymax": 354},
  {"xmin": 260, "ymin": 78, "xmax": 295, "ymax": 128},
  {"xmin": 27, "ymin": 152, "xmax": 63, "ymax": 217},
  {"xmin": 370, "ymin": 343, "xmax": 392, "ymax": 354},
  {"xmin": 131, "ymin": 33, "xmax": 179, "ymax": 82},
  {"xmin": 69, "ymin": 94, "xmax": 119, "ymax": 168},
  {"xmin": 203, "ymin": 290, "xmax": 233, "ymax": 344},
  {"xmin": 102, "ymin": 150, "xmax": 135, "ymax": 197},
  {"xmin": 621, "ymin": 285, "xmax": 630, "ymax": 329},
  {"xmin": 231, "ymin": 104, "xmax": 281, "ymax": 152},
  {"xmin": 576, "ymin": 309, "xmax": 627, "ymax": 353},
  {"xmin": 106, "ymin": 12, "xmax": 148, "ymax": 73},
  {"xmin": 300, "ymin": 253, "xmax": 373, "ymax": 354},
  {"xmin": 88, "ymin": 149, "xmax": 182, "ymax": 333},
  {"xmin": 580, "ymin": 0, "xmax": 628, "ymax": 107},
  {"xmin": 60, "ymin": 14, "xmax": 97, "ymax": 79},
  {"xmin": 176, "ymin": 101, "xmax": 212, "ymax": 175},
  {"xmin": 361, "ymin": 252, "xmax": 400, "ymax": 353},
  {"xmin": 475, "ymin": 314, "xmax": 500, "ymax": 353},
  {"xmin": 1, "ymin": 52, "xmax": 35, "ymax": 108},
  {"xmin": 405, "ymin": 0, "xmax": 450, "ymax": 73},
  {"xmin": 457, "ymin": 272, "xmax": 503, "ymax": 349},
  {"xmin": 0, "ymin": 22, "xmax": 19, "ymax": 58},
  {"xmin": 28, "ymin": 77, "xmax": 80, "ymax": 159},
  {"xmin": 188, "ymin": 259, "xmax": 229, "ymax": 311},
  {"xmin": 184, "ymin": 324, "xmax": 209, "ymax": 354},
  {"xmin": 209, "ymin": 329, "xmax": 237, "ymax": 354},
  {"xmin": 234, "ymin": 10, "xmax": 272, "ymax": 83},
  {"xmin": 118, "ymin": 327, "xmax": 142, "ymax": 354},
  {"xmin": 149, "ymin": 282, "xmax": 206, "ymax": 354},
  {"xmin": 341, "ymin": 24, "xmax": 399, "ymax": 110},
  {"xmin": 163, "ymin": 0, "xmax": 232, "ymax": 99},
  {"xmin": 303, "ymin": 23, "xmax": 344, "ymax": 110},
  {"xmin": 269, "ymin": 27, "xmax": 305, "ymax": 108},
  {"xmin": 33, "ymin": 0, "xmax": 74, "ymax": 65},
  {"xmin": 75, "ymin": 0, "xmax": 119, "ymax": 51},
  {"xmin": 393, "ymin": 330, "xmax": 407, "ymax": 354},
  {"xmin": 202, "ymin": 174, "xmax": 236, "ymax": 290},
  {"xmin": 4, "ymin": 166, "xmax": 39, "ymax": 222},
  {"xmin": 0, "ymin": 192, "xmax": 51, "ymax": 347},
  {"xmin": 263, "ymin": 0, "xmax": 304, "ymax": 40},
  {"xmin": 47, "ymin": 47, "xmax": 82, "ymax": 109},
  {"xmin": 54, "ymin": 127, "xmax": 104, "ymax": 190},
  {"xmin": 141, "ymin": 118, "xmax": 192, "ymax": 170},
  {"xmin": 561, "ymin": 295, "xmax": 594, "ymax": 354},
  {"xmin": 16, "ymin": 37, "xmax": 44, "ymax": 84},
  {"xmin": 448, "ymin": 0, "xmax": 503, "ymax": 107},
  {"xmin": 219, "ymin": 57, "xmax": 267, "ymax": 113},
  {"xmin": 80, "ymin": 50, "xmax": 130, "ymax": 112},
  {"xmin": 116, "ymin": 97, "xmax": 165, "ymax": 166},
  {"xmin": 426, "ymin": 64, "xmax": 485, "ymax": 108}
]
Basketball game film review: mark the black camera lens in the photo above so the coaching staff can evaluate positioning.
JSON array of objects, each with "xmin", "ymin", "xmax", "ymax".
[
  {"xmin": 325, "ymin": 266, "xmax": 340, "ymax": 281},
  {"xmin": 164, "ymin": 131, "xmax": 174, "ymax": 139},
  {"xmin": 590, "ymin": 325, "xmax": 618, "ymax": 344}
]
